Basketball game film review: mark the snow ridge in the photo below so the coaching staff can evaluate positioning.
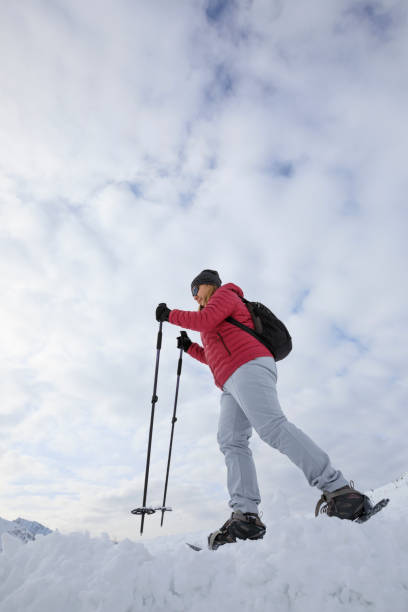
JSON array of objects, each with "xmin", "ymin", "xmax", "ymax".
[{"xmin": 0, "ymin": 475, "xmax": 407, "ymax": 612}]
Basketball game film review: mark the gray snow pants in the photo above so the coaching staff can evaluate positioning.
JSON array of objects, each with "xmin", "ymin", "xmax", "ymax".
[{"xmin": 218, "ymin": 356, "xmax": 348, "ymax": 514}]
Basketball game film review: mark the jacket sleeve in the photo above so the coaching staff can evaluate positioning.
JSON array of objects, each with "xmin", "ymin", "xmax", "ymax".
[
  {"xmin": 169, "ymin": 287, "xmax": 237, "ymax": 332},
  {"xmin": 187, "ymin": 342, "xmax": 208, "ymax": 364}
]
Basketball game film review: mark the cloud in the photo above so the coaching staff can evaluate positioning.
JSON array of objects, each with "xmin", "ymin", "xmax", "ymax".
[{"xmin": 0, "ymin": 0, "xmax": 407, "ymax": 540}]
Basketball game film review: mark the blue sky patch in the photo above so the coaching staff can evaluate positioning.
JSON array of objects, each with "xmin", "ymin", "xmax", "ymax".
[
  {"xmin": 127, "ymin": 182, "xmax": 142, "ymax": 198},
  {"xmin": 204, "ymin": 63, "xmax": 234, "ymax": 105},
  {"xmin": 205, "ymin": 0, "xmax": 232, "ymax": 23},
  {"xmin": 292, "ymin": 288, "xmax": 311, "ymax": 314},
  {"xmin": 179, "ymin": 191, "xmax": 195, "ymax": 208},
  {"xmin": 342, "ymin": 199, "xmax": 360, "ymax": 215},
  {"xmin": 266, "ymin": 160, "xmax": 295, "ymax": 178},
  {"xmin": 331, "ymin": 325, "xmax": 366, "ymax": 352},
  {"xmin": 347, "ymin": 2, "xmax": 395, "ymax": 38}
]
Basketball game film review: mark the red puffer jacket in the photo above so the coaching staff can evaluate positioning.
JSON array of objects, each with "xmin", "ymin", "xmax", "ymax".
[{"xmin": 168, "ymin": 283, "xmax": 272, "ymax": 389}]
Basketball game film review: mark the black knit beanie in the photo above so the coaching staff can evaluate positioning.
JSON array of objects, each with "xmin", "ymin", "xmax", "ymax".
[{"xmin": 191, "ymin": 269, "xmax": 222, "ymax": 293}]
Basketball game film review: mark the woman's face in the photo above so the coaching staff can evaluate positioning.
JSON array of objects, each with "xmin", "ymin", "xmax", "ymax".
[{"xmin": 193, "ymin": 284, "xmax": 213, "ymax": 308}]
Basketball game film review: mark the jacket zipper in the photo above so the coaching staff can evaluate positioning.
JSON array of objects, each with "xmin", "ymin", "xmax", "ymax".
[{"xmin": 218, "ymin": 332, "xmax": 231, "ymax": 356}]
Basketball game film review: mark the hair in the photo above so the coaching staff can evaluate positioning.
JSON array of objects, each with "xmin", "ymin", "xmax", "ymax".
[{"xmin": 198, "ymin": 285, "xmax": 218, "ymax": 311}]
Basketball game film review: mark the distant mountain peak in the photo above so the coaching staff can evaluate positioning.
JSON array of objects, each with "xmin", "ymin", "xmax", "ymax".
[
  {"xmin": 14, "ymin": 517, "xmax": 53, "ymax": 536},
  {"xmin": 0, "ymin": 516, "xmax": 52, "ymax": 550}
]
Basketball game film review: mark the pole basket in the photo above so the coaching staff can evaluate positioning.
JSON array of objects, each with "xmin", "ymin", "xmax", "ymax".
[{"xmin": 131, "ymin": 506, "xmax": 173, "ymax": 516}]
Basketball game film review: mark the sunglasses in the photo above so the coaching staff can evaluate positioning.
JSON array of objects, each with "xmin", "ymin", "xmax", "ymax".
[{"xmin": 192, "ymin": 285, "xmax": 199, "ymax": 297}]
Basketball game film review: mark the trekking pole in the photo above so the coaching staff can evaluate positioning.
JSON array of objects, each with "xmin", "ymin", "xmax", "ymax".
[
  {"xmin": 160, "ymin": 337, "xmax": 184, "ymax": 527},
  {"xmin": 131, "ymin": 322, "xmax": 171, "ymax": 534}
]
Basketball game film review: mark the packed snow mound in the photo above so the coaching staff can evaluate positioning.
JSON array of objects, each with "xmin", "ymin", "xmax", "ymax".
[
  {"xmin": 0, "ymin": 476, "xmax": 407, "ymax": 612},
  {"xmin": 0, "ymin": 517, "xmax": 52, "ymax": 550}
]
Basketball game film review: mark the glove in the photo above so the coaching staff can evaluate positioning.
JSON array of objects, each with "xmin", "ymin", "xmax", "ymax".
[
  {"xmin": 156, "ymin": 303, "xmax": 171, "ymax": 322},
  {"xmin": 177, "ymin": 331, "xmax": 192, "ymax": 352}
]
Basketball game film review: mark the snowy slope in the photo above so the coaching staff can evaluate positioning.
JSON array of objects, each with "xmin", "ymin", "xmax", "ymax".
[{"xmin": 0, "ymin": 475, "xmax": 407, "ymax": 612}]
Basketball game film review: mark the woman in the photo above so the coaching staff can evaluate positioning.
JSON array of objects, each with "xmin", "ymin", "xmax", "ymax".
[{"xmin": 156, "ymin": 269, "xmax": 368, "ymax": 550}]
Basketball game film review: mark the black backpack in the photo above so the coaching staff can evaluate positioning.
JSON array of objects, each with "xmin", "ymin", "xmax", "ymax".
[{"xmin": 226, "ymin": 297, "xmax": 292, "ymax": 361}]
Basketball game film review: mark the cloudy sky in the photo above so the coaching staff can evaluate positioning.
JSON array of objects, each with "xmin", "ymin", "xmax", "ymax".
[{"xmin": 1, "ymin": 0, "xmax": 407, "ymax": 541}]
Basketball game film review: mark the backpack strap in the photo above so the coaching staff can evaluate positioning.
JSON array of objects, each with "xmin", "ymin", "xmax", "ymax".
[
  {"xmin": 226, "ymin": 316, "xmax": 255, "ymax": 336},
  {"xmin": 226, "ymin": 296, "xmax": 261, "ymax": 337},
  {"xmin": 226, "ymin": 315, "xmax": 273, "ymax": 355},
  {"xmin": 226, "ymin": 295, "xmax": 273, "ymax": 354}
]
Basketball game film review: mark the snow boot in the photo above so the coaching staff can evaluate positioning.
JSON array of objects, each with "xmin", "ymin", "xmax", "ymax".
[
  {"xmin": 208, "ymin": 510, "xmax": 266, "ymax": 550},
  {"xmin": 315, "ymin": 483, "xmax": 369, "ymax": 521}
]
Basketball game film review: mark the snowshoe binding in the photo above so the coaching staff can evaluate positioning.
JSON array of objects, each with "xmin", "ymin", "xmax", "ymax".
[
  {"xmin": 208, "ymin": 510, "xmax": 266, "ymax": 550},
  {"xmin": 315, "ymin": 482, "xmax": 389, "ymax": 522}
]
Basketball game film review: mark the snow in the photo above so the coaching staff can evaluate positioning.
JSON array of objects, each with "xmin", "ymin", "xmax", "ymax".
[{"xmin": 0, "ymin": 475, "xmax": 407, "ymax": 612}]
